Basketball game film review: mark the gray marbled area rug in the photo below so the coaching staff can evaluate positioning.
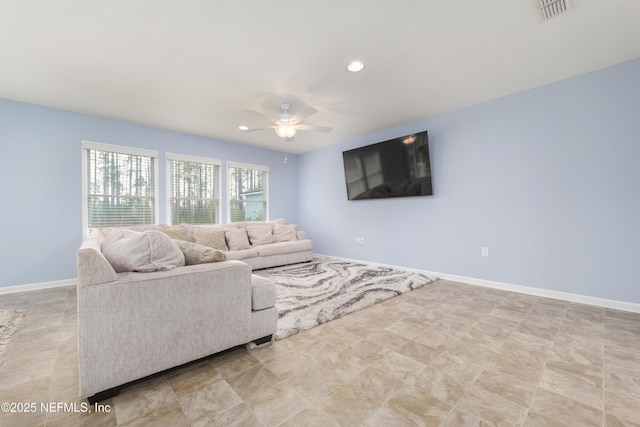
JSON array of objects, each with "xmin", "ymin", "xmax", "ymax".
[
  {"xmin": 0, "ymin": 309, "xmax": 26, "ymax": 359},
  {"xmin": 256, "ymin": 256, "xmax": 437, "ymax": 340}
]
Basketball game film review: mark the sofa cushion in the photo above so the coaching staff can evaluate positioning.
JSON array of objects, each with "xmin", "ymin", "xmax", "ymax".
[
  {"xmin": 224, "ymin": 247, "xmax": 259, "ymax": 260},
  {"xmin": 251, "ymin": 275, "xmax": 277, "ymax": 310},
  {"xmin": 101, "ymin": 228, "xmax": 139, "ymax": 249},
  {"xmin": 225, "ymin": 229, "xmax": 251, "ymax": 251},
  {"xmin": 246, "ymin": 224, "xmax": 276, "ymax": 246},
  {"xmin": 102, "ymin": 230, "xmax": 185, "ymax": 273},
  {"xmin": 192, "ymin": 227, "xmax": 228, "ymax": 251},
  {"xmin": 172, "ymin": 240, "xmax": 226, "ymax": 265},
  {"xmin": 266, "ymin": 218, "xmax": 286, "ymax": 231},
  {"xmin": 158, "ymin": 224, "xmax": 190, "ymax": 241},
  {"xmin": 256, "ymin": 240, "xmax": 313, "ymax": 257},
  {"xmin": 273, "ymin": 224, "xmax": 298, "ymax": 242}
]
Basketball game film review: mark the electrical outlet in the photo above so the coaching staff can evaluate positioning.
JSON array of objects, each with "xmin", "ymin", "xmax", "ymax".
[
  {"xmin": 360, "ymin": 238, "xmax": 365, "ymax": 246},
  {"xmin": 482, "ymin": 247, "xmax": 490, "ymax": 257}
]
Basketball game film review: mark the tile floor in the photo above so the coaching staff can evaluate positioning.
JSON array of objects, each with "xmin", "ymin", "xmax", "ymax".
[{"xmin": 1, "ymin": 279, "xmax": 639, "ymax": 426}]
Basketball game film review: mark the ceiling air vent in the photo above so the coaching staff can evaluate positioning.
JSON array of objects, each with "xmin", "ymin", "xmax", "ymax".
[{"xmin": 539, "ymin": 0, "xmax": 570, "ymax": 20}]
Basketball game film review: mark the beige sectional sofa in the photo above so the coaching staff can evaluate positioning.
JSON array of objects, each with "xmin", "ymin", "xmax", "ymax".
[
  {"xmin": 185, "ymin": 219, "xmax": 314, "ymax": 270},
  {"xmin": 76, "ymin": 219, "xmax": 311, "ymax": 402}
]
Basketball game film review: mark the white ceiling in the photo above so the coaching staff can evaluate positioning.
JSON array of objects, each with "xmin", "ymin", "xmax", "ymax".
[{"xmin": 1, "ymin": 1, "xmax": 639, "ymax": 154}]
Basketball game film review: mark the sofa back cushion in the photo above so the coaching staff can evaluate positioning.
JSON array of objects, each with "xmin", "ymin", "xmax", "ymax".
[
  {"xmin": 273, "ymin": 224, "xmax": 298, "ymax": 242},
  {"xmin": 267, "ymin": 218, "xmax": 286, "ymax": 226},
  {"xmin": 225, "ymin": 229, "xmax": 251, "ymax": 251},
  {"xmin": 245, "ymin": 224, "xmax": 276, "ymax": 246},
  {"xmin": 102, "ymin": 229, "xmax": 185, "ymax": 273}
]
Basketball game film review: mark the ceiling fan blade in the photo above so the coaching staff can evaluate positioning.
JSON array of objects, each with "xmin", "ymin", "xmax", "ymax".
[
  {"xmin": 243, "ymin": 109, "xmax": 275, "ymax": 123},
  {"xmin": 296, "ymin": 123, "xmax": 333, "ymax": 133},
  {"xmin": 291, "ymin": 106, "xmax": 318, "ymax": 123},
  {"xmin": 242, "ymin": 126, "xmax": 275, "ymax": 133}
]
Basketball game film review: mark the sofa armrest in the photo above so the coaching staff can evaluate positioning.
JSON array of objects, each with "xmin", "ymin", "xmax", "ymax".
[{"xmin": 77, "ymin": 242, "xmax": 118, "ymax": 288}]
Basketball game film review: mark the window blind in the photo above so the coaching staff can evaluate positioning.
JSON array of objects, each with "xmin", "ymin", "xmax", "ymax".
[
  {"xmin": 167, "ymin": 154, "xmax": 221, "ymax": 225},
  {"xmin": 83, "ymin": 142, "xmax": 157, "ymax": 231},
  {"xmin": 228, "ymin": 161, "xmax": 269, "ymax": 222}
]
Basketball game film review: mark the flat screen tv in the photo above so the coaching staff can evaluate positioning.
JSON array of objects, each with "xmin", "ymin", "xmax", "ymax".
[{"xmin": 342, "ymin": 131, "xmax": 432, "ymax": 200}]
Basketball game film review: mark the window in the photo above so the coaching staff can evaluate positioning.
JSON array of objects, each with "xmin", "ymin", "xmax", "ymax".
[
  {"xmin": 228, "ymin": 161, "xmax": 269, "ymax": 222},
  {"xmin": 82, "ymin": 141, "xmax": 158, "ymax": 235},
  {"xmin": 167, "ymin": 153, "xmax": 221, "ymax": 225}
]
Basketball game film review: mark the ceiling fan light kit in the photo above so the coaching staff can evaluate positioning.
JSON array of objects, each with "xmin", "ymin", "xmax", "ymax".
[
  {"xmin": 275, "ymin": 123, "xmax": 297, "ymax": 139},
  {"xmin": 274, "ymin": 103, "xmax": 296, "ymax": 139},
  {"xmin": 241, "ymin": 101, "xmax": 332, "ymax": 141}
]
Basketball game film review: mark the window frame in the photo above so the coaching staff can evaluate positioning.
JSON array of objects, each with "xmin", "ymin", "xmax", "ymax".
[
  {"xmin": 227, "ymin": 161, "xmax": 270, "ymax": 223},
  {"xmin": 81, "ymin": 140, "xmax": 159, "ymax": 238},
  {"xmin": 165, "ymin": 152, "xmax": 222, "ymax": 225}
]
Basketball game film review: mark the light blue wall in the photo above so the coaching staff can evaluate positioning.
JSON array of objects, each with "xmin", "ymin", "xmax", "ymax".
[
  {"xmin": 298, "ymin": 58, "xmax": 640, "ymax": 304},
  {"xmin": 0, "ymin": 100, "xmax": 298, "ymax": 288},
  {"xmin": 3, "ymin": 58, "xmax": 639, "ymax": 304}
]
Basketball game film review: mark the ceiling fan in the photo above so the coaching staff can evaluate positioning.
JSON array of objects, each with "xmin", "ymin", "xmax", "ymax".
[{"xmin": 241, "ymin": 102, "xmax": 332, "ymax": 141}]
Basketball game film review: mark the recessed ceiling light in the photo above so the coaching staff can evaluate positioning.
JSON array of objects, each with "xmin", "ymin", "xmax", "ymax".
[
  {"xmin": 347, "ymin": 60, "xmax": 365, "ymax": 73},
  {"xmin": 238, "ymin": 125, "xmax": 249, "ymax": 131}
]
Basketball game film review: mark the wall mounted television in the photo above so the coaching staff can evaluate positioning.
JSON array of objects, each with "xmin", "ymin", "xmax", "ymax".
[{"xmin": 342, "ymin": 130, "xmax": 433, "ymax": 200}]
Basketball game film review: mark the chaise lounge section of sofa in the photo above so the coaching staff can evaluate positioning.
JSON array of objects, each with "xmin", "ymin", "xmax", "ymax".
[{"xmin": 76, "ymin": 220, "xmax": 305, "ymax": 402}]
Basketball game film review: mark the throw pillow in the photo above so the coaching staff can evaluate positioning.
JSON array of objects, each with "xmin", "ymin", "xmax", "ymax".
[
  {"xmin": 192, "ymin": 228, "xmax": 228, "ymax": 251},
  {"xmin": 245, "ymin": 224, "xmax": 276, "ymax": 246},
  {"xmin": 172, "ymin": 240, "xmax": 227, "ymax": 265},
  {"xmin": 159, "ymin": 224, "xmax": 190, "ymax": 241},
  {"xmin": 101, "ymin": 228, "xmax": 139, "ymax": 249},
  {"xmin": 273, "ymin": 224, "xmax": 298, "ymax": 242},
  {"xmin": 225, "ymin": 229, "xmax": 251, "ymax": 251},
  {"xmin": 102, "ymin": 230, "xmax": 185, "ymax": 273}
]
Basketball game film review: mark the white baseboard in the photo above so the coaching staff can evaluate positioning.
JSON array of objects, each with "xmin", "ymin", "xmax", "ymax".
[
  {"xmin": 316, "ymin": 254, "xmax": 640, "ymax": 314},
  {"xmin": 0, "ymin": 278, "xmax": 76, "ymax": 295},
  {"xmin": 433, "ymin": 271, "xmax": 640, "ymax": 314}
]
